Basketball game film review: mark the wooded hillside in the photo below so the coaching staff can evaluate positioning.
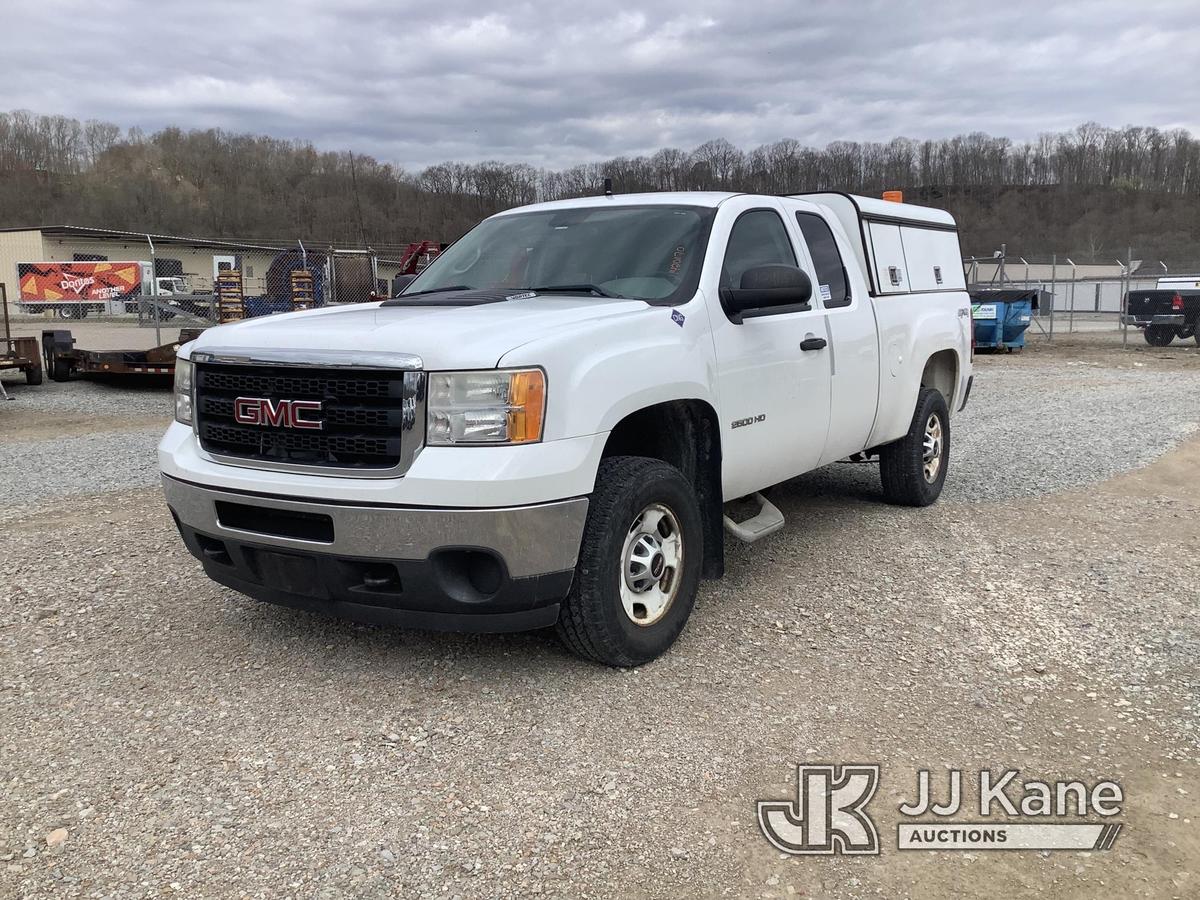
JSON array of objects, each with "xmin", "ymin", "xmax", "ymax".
[{"xmin": 2, "ymin": 111, "xmax": 1198, "ymax": 264}]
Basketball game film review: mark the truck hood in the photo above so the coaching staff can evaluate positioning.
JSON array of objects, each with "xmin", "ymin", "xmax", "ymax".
[{"xmin": 185, "ymin": 296, "xmax": 652, "ymax": 369}]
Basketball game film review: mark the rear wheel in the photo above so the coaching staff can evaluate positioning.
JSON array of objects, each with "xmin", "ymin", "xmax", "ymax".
[
  {"xmin": 1144, "ymin": 325, "xmax": 1176, "ymax": 346},
  {"xmin": 25, "ymin": 365, "xmax": 43, "ymax": 386},
  {"xmin": 50, "ymin": 359, "xmax": 72, "ymax": 382},
  {"xmin": 556, "ymin": 456, "xmax": 702, "ymax": 667},
  {"xmin": 879, "ymin": 387, "xmax": 950, "ymax": 507}
]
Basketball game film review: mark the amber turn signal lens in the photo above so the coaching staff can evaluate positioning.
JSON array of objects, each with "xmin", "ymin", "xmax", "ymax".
[{"xmin": 507, "ymin": 369, "xmax": 546, "ymax": 443}]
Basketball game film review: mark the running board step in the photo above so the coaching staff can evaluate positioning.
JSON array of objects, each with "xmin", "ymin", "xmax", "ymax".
[{"xmin": 722, "ymin": 492, "xmax": 785, "ymax": 543}]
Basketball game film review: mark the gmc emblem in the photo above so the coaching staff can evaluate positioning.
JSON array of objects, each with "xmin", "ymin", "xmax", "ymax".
[{"xmin": 233, "ymin": 396, "xmax": 324, "ymax": 430}]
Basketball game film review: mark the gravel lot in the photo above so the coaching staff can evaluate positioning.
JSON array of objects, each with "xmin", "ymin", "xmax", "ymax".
[{"xmin": 1, "ymin": 334, "xmax": 1198, "ymax": 899}]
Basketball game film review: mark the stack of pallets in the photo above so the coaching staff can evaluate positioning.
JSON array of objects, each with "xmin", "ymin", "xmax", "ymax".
[
  {"xmin": 216, "ymin": 271, "xmax": 245, "ymax": 323},
  {"xmin": 290, "ymin": 270, "xmax": 315, "ymax": 311}
]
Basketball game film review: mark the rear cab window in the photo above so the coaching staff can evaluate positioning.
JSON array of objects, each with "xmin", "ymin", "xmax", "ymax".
[{"xmin": 795, "ymin": 212, "xmax": 850, "ymax": 308}]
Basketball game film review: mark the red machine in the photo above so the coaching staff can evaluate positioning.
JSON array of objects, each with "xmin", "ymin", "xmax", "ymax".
[{"xmin": 397, "ymin": 241, "xmax": 443, "ymax": 275}]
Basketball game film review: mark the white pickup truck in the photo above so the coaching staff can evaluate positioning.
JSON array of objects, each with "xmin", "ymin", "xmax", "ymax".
[{"xmin": 160, "ymin": 191, "xmax": 974, "ymax": 666}]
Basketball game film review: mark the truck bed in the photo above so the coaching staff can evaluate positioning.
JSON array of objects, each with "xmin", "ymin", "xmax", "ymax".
[{"xmin": 1126, "ymin": 290, "xmax": 1200, "ymax": 325}]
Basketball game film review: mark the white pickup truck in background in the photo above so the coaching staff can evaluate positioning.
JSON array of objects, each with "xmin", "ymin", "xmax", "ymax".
[{"xmin": 160, "ymin": 190, "xmax": 973, "ymax": 666}]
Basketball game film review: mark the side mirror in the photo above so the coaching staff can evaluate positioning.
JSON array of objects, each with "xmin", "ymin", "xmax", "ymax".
[
  {"xmin": 721, "ymin": 265, "xmax": 812, "ymax": 322},
  {"xmin": 393, "ymin": 273, "xmax": 417, "ymax": 296}
]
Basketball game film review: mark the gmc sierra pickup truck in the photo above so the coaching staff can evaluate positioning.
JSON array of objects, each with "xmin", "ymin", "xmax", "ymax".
[
  {"xmin": 1125, "ymin": 276, "xmax": 1200, "ymax": 346},
  {"xmin": 160, "ymin": 191, "xmax": 974, "ymax": 666}
]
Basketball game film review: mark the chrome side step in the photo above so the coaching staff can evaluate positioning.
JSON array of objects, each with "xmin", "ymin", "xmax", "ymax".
[{"xmin": 722, "ymin": 492, "xmax": 785, "ymax": 543}]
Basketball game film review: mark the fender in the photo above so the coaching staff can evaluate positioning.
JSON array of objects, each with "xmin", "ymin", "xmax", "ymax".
[
  {"xmin": 498, "ymin": 297, "xmax": 719, "ymax": 441},
  {"xmin": 867, "ymin": 296, "xmax": 965, "ymax": 448}
]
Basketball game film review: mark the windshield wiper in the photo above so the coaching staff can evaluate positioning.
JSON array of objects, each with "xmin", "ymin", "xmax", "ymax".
[
  {"xmin": 400, "ymin": 284, "xmax": 470, "ymax": 297},
  {"xmin": 526, "ymin": 283, "xmax": 625, "ymax": 299}
]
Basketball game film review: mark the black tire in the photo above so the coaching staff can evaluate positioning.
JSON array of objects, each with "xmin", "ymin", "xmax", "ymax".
[
  {"xmin": 25, "ymin": 365, "xmax": 43, "ymax": 386},
  {"xmin": 1144, "ymin": 325, "xmax": 1176, "ymax": 347},
  {"xmin": 556, "ymin": 456, "xmax": 703, "ymax": 667},
  {"xmin": 50, "ymin": 359, "xmax": 72, "ymax": 382},
  {"xmin": 879, "ymin": 387, "xmax": 950, "ymax": 507},
  {"xmin": 1194, "ymin": 326, "xmax": 1200, "ymax": 347}
]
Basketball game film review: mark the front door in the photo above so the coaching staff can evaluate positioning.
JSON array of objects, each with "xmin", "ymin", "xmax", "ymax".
[{"xmin": 706, "ymin": 201, "xmax": 832, "ymax": 500}]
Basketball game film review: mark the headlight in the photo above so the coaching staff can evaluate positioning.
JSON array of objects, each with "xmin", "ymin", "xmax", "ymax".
[
  {"xmin": 174, "ymin": 357, "xmax": 194, "ymax": 425},
  {"xmin": 427, "ymin": 369, "xmax": 545, "ymax": 445}
]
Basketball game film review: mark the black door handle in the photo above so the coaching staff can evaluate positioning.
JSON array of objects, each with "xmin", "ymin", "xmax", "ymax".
[{"xmin": 800, "ymin": 337, "xmax": 827, "ymax": 351}]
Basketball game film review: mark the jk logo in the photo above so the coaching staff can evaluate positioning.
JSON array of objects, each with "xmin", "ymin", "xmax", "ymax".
[{"xmin": 757, "ymin": 764, "xmax": 881, "ymax": 855}]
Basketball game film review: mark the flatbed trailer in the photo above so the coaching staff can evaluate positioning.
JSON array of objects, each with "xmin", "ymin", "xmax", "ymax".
[
  {"xmin": 42, "ymin": 328, "xmax": 205, "ymax": 382},
  {"xmin": 2, "ymin": 296, "xmax": 44, "ymax": 389},
  {"xmin": 1, "ymin": 336, "xmax": 43, "ymax": 385}
]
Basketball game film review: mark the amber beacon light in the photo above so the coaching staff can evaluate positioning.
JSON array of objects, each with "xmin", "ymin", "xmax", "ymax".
[{"xmin": 882, "ymin": 190, "xmax": 904, "ymax": 203}]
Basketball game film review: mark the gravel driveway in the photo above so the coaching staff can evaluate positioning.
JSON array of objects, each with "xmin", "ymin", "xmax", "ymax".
[{"xmin": 1, "ymin": 339, "xmax": 1198, "ymax": 899}]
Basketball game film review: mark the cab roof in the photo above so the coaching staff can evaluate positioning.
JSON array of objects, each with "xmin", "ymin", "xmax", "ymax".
[
  {"xmin": 497, "ymin": 191, "xmax": 956, "ymax": 228},
  {"xmin": 496, "ymin": 192, "xmax": 740, "ymax": 216}
]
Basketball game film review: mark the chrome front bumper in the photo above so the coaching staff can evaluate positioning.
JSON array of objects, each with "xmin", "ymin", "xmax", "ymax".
[
  {"xmin": 162, "ymin": 475, "xmax": 588, "ymax": 578},
  {"xmin": 162, "ymin": 475, "xmax": 589, "ymax": 631}
]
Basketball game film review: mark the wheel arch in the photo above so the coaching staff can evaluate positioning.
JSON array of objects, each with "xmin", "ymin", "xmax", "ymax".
[
  {"xmin": 920, "ymin": 348, "xmax": 960, "ymax": 408},
  {"xmin": 601, "ymin": 399, "xmax": 724, "ymax": 579}
]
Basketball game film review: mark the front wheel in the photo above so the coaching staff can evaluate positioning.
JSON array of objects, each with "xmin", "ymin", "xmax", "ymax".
[
  {"xmin": 1144, "ymin": 325, "xmax": 1176, "ymax": 346},
  {"xmin": 879, "ymin": 387, "xmax": 950, "ymax": 507},
  {"xmin": 556, "ymin": 456, "xmax": 703, "ymax": 667}
]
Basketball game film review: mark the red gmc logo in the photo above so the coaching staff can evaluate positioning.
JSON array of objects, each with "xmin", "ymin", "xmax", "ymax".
[{"xmin": 233, "ymin": 396, "xmax": 324, "ymax": 430}]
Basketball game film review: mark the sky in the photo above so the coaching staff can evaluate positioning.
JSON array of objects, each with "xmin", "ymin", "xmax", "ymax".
[{"xmin": 2, "ymin": 0, "xmax": 1197, "ymax": 171}]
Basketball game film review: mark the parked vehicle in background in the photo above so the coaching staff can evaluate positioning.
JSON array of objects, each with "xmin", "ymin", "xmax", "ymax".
[
  {"xmin": 160, "ymin": 190, "xmax": 973, "ymax": 666},
  {"xmin": 15, "ymin": 260, "xmax": 184, "ymax": 319},
  {"xmin": 1125, "ymin": 275, "xmax": 1200, "ymax": 346},
  {"xmin": 148, "ymin": 277, "xmax": 217, "ymax": 319}
]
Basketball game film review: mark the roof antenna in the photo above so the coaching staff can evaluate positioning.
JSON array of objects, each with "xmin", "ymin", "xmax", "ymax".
[{"xmin": 603, "ymin": 177, "xmax": 613, "ymax": 197}]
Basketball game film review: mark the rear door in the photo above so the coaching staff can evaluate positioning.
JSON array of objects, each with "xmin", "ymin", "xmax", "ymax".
[
  {"xmin": 705, "ymin": 198, "xmax": 832, "ymax": 500},
  {"xmin": 786, "ymin": 202, "xmax": 880, "ymax": 462}
]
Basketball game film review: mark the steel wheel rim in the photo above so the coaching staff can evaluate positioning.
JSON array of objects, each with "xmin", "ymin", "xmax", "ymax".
[
  {"xmin": 922, "ymin": 413, "xmax": 943, "ymax": 483},
  {"xmin": 619, "ymin": 503, "xmax": 683, "ymax": 627}
]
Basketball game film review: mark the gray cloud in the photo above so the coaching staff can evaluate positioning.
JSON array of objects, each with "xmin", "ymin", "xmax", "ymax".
[{"xmin": 2, "ymin": 0, "xmax": 1196, "ymax": 170}]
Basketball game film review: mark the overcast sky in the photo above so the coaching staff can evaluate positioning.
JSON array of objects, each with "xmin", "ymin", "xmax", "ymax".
[{"xmin": 3, "ymin": 0, "xmax": 1197, "ymax": 171}]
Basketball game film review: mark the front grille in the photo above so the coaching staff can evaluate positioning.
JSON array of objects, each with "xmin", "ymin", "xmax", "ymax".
[{"xmin": 195, "ymin": 362, "xmax": 424, "ymax": 472}]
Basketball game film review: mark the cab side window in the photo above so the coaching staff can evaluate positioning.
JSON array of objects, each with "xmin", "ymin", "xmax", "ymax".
[
  {"xmin": 720, "ymin": 210, "xmax": 797, "ymax": 293},
  {"xmin": 795, "ymin": 212, "xmax": 850, "ymax": 308}
]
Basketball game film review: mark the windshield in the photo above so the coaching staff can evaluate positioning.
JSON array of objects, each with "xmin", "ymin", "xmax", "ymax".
[{"xmin": 405, "ymin": 204, "xmax": 714, "ymax": 302}]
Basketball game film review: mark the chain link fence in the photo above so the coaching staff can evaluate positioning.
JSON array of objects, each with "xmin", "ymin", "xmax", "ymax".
[
  {"xmin": 966, "ymin": 252, "xmax": 1200, "ymax": 345},
  {"xmin": 5, "ymin": 227, "xmax": 1195, "ymax": 353}
]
